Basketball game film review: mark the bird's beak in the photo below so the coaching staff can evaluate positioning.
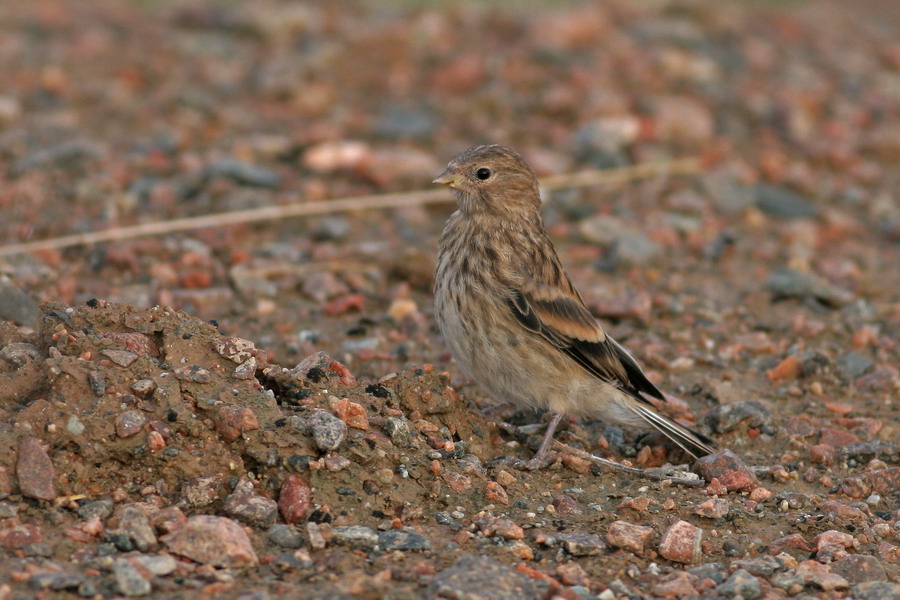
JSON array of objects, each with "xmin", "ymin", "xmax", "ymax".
[{"xmin": 433, "ymin": 167, "xmax": 463, "ymax": 190}]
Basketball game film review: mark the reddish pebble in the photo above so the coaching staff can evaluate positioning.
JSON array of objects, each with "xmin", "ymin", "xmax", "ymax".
[
  {"xmin": 815, "ymin": 530, "xmax": 854, "ymax": 551},
  {"xmin": 553, "ymin": 494, "xmax": 584, "ymax": 515},
  {"xmin": 749, "ymin": 487, "xmax": 772, "ymax": 501},
  {"xmin": 148, "ymin": 430, "xmax": 166, "ymax": 451},
  {"xmin": 278, "ymin": 475, "xmax": 312, "ymax": 524},
  {"xmin": 16, "ymin": 436, "xmax": 57, "ymax": 501},
  {"xmin": 809, "ymin": 444, "xmax": 835, "ymax": 465},
  {"xmin": 213, "ymin": 406, "xmax": 260, "ymax": 442},
  {"xmin": 115, "ymin": 410, "xmax": 148, "ymax": 438},
  {"xmin": 0, "ymin": 523, "xmax": 42, "ymax": 550},
  {"xmin": 767, "ymin": 355, "xmax": 801, "ymax": 381},
  {"xmin": 323, "ymin": 293, "xmax": 365, "ymax": 316},
  {"xmin": 658, "ymin": 520, "xmax": 702, "ymax": 564},
  {"xmin": 767, "ymin": 533, "xmax": 813, "ymax": 555},
  {"xmin": 483, "ymin": 481, "xmax": 509, "ymax": 505},
  {"xmin": 161, "ymin": 515, "xmax": 258, "ymax": 567},
  {"xmin": 819, "ymin": 428, "xmax": 861, "ymax": 446},
  {"xmin": 606, "ymin": 520, "xmax": 655, "ymax": 555},
  {"xmin": 694, "ymin": 449, "xmax": 759, "ymax": 491},
  {"xmin": 331, "ymin": 398, "xmax": 369, "ymax": 430},
  {"xmin": 706, "ymin": 478, "xmax": 728, "ymax": 496}
]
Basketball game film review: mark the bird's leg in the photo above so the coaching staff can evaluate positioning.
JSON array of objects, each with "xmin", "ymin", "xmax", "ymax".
[{"xmin": 513, "ymin": 412, "xmax": 564, "ymax": 471}]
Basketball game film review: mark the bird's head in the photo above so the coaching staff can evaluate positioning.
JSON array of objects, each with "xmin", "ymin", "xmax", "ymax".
[{"xmin": 433, "ymin": 145, "xmax": 541, "ymax": 215}]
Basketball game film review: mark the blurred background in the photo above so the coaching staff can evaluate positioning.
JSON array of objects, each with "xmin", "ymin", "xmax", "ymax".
[{"xmin": 0, "ymin": 0, "xmax": 897, "ymax": 379}]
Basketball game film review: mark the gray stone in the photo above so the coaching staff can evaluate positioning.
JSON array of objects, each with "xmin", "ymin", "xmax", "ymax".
[
  {"xmin": 118, "ymin": 505, "xmax": 157, "ymax": 552},
  {"xmin": 754, "ymin": 183, "xmax": 817, "ymax": 219},
  {"xmin": 427, "ymin": 554, "xmax": 546, "ymax": 600},
  {"xmin": 28, "ymin": 572, "xmax": 83, "ymax": 590},
  {"xmin": 852, "ymin": 582, "xmax": 900, "ymax": 600},
  {"xmin": 383, "ymin": 417, "xmax": 414, "ymax": 448},
  {"xmin": 0, "ymin": 342, "xmax": 41, "ymax": 368},
  {"xmin": 224, "ymin": 479, "xmax": 279, "ymax": 528},
  {"xmin": 203, "ymin": 158, "xmax": 281, "ymax": 188},
  {"xmin": 556, "ymin": 532, "xmax": 606, "ymax": 556},
  {"xmin": 610, "ymin": 233, "xmax": 662, "ymax": 267},
  {"xmin": 767, "ymin": 267, "xmax": 854, "ymax": 307},
  {"xmin": 704, "ymin": 401, "xmax": 771, "ymax": 434},
  {"xmin": 331, "ymin": 525, "xmax": 378, "ymax": 550},
  {"xmin": 835, "ymin": 352, "xmax": 875, "ymax": 381},
  {"xmin": 267, "ymin": 524, "xmax": 305, "ymax": 549},
  {"xmin": 378, "ymin": 528, "xmax": 431, "ymax": 551},
  {"xmin": 373, "ymin": 106, "xmax": 436, "ymax": 140},
  {"xmin": 113, "ymin": 559, "xmax": 152, "ymax": 596},
  {"xmin": 130, "ymin": 554, "xmax": 177, "ymax": 576},
  {"xmin": 307, "ymin": 410, "xmax": 347, "ymax": 451},
  {"xmin": 831, "ymin": 555, "xmax": 887, "ymax": 584},
  {"xmin": 716, "ymin": 568, "xmax": 761, "ymax": 600},
  {"xmin": 77, "ymin": 500, "xmax": 114, "ymax": 521}
]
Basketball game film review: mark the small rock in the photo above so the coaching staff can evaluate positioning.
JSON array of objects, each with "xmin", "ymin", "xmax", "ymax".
[
  {"xmin": 835, "ymin": 352, "xmax": 875, "ymax": 380},
  {"xmin": 659, "ymin": 520, "xmax": 702, "ymax": 564},
  {"xmin": 323, "ymin": 454, "xmax": 351, "ymax": 472},
  {"xmin": 16, "ymin": 436, "xmax": 57, "ymax": 501},
  {"xmin": 306, "ymin": 410, "xmax": 347, "ymax": 451},
  {"xmin": 28, "ymin": 572, "xmax": 83, "ymax": 591},
  {"xmin": 693, "ymin": 449, "xmax": 759, "ymax": 491},
  {"xmin": 77, "ymin": 500, "xmax": 113, "ymax": 521},
  {"xmin": 172, "ymin": 365, "xmax": 213, "ymax": 383},
  {"xmin": 831, "ymin": 555, "xmax": 887, "ymax": 584},
  {"xmin": 704, "ymin": 401, "xmax": 771, "ymax": 433},
  {"xmin": 378, "ymin": 529, "xmax": 430, "ymax": 551},
  {"xmin": 754, "ymin": 183, "xmax": 817, "ymax": 219},
  {"xmin": 652, "ymin": 571, "xmax": 699, "ymax": 598},
  {"xmin": 383, "ymin": 417, "xmax": 414, "ymax": 447},
  {"xmin": 102, "ymin": 349, "xmax": 139, "ymax": 367},
  {"xmin": 331, "ymin": 398, "xmax": 369, "ymax": 430},
  {"xmin": 767, "ymin": 267, "xmax": 854, "ymax": 307},
  {"xmin": 552, "ymin": 494, "xmax": 584, "ymax": 515},
  {"xmin": 815, "ymin": 530, "xmax": 855, "ymax": 551},
  {"xmin": 606, "ymin": 521, "xmax": 654, "ymax": 555},
  {"xmin": 267, "ymin": 524, "xmax": 304, "ymax": 549},
  {"xmin": 331, "ymin": 525, "xmax": 378, "ymax": 549},
  {"xmin": 214, "ymin": 406, "xmax": 260, "ymax": 442},
  {"xmin": 161, "ymin": 515, "xmax": 258, "ymax": 567},
  {"xmin": 557, "ymin": 532, "xmax": 606, "ymax": 556},
  {"xmin": 278, "ymin": 475, "xmax": 312, "ymax": 524},
  {"xmin": 224, "ymin": 480, "xmax": 279, "ymax": 528},
  {"xmin": 116, "ymin": 410, "xmax": 148, "ymax": 438},
  {"xmin": 427, "ymin": 554, "xmax": 545, "ymax": 600},
  {"xmin": 0, "ymin": 277, "xmax": 40, "ymax": 327},
  {"xmin": 113, "ymin": 560, "xmax": 151, "ymax": 597},
  {"xmin": 852, "ymin": 582, "xmax": 900, "ymax": 600},
  {"xmin": 0, "ymin": 523, "xmax": 41, "ymax": 549},
  {"xmin": 213, "ymin": 337, "xmax": 257, "ymax": 363},
  {"xmin": 716, "ymin": 568, "xmax": 761, "ymax": 600},
  {"xmin": 118, "ymin": 505, "xmax": 157, "ymax": 552},
  {"xmin": 694, "ymin": 497, "xmax": 729, "ymax": 519},
  {"xmin": 203, "ymin": 158, "xmax": 281, "ymax": 188},
  {"xmin": 129, "ymin": 554, "xmax": 177, "ymax": 576}
]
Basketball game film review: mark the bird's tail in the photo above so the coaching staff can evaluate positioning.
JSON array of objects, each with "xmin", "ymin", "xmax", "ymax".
[{"xmin": 630, "ymin": 403, "xmax": 716, "ymax": 459}]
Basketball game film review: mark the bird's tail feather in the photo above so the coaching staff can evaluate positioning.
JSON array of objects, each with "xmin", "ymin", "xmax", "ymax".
[{"xmin": 631, "ymin": 404, "xmax": 715, "ymax": 459}]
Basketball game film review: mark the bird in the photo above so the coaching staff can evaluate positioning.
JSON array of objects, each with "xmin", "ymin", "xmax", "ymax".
[{"xmin": 432, "ymin": 144, "xmax": 715, "ymax": 469}]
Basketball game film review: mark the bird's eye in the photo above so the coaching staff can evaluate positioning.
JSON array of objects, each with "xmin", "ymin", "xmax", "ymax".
[{"xmin": 475, "ymin": 167, "xmax": 492, "ymax": 181}]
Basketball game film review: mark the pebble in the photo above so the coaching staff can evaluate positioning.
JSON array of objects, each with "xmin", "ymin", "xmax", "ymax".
[
  {"xmin": 694, "ymin": 497, "xmax": 729, "ymax": 519},
  {"xmin": 693, "ymin": 449, "xmax": 759, "ymax": 491},
  {"xmin": 552, "ymin": 494, "xmax": 584, "ymax": 515},
  {"xmin": 652, "ymin": 571, "xmax": 699, "ymax": 598},
  {"xmin": 214, "ymin": 406, "xmax": 260, "ymax": 442},
  {"xmin": 835, "ymin": 352, "xmax": 875, "ymax": 380},
  {"xmin": 306, "ymin": 409, "xmax": 347, "ymax": 451},
  {"xmin": 203, "ymin": 158, "xmax": 281, "ymax": 189},
  {"xmin": 715, "ymin": 568, "xmax": 761, "ymax": 600},
  {"xmin": 427, "ymin": 555, "xmax": 546, "ymax": 600},
  {"xmin": 0, "ymin": 276, "xmax": 41, "ymax": 327},
  {"xmin": 278, "ymin": 475, "xmax": 312, "ymax": 524},
  {"xmin": 331, "ymin": 525, "xmax": 379, "ymax": 549},
  {"xmin": 378, "ymin": 528, "xmax": 431, "ymax": 551},
  {"xmin": 556, "ymin": 532, "xmax": 607, "ymax": 556},
  {"xmin": 852, "ymin": 582, "xmax": 900, "ymax": 600},
  {"xmin": 767, "ymin": 267, "xmax": 854, "ymax": 307},
  {"xmin": 118, "ymin": 505, "xmax": 157, "ymax": 552},
  {"xmin": 606, "ymin": 521, "xmax": 655, "ymax": 555},
  {"xmin": 267, "ymin": 524, "xmax": 305, "ymax": 549},
  {"xmin": 658, "ymin": 520, "xmax": 702, "ymax": 564},
  {"xmin": 129, "ymin": 554, "xmax": 177, "ymax": 576},
  {"xmin": 224, "ymin": 480, "xmax": 279, "ymax": 528},
  {"xmin": 161, "ymin": 515, "xmax": 259, "ymax": 567},
  {"xmin": 77, "ymin": 500, "xmax": 113, "ymax": 521},
  {"xmin": 830, "ymin": 555, "xmax": 888, "ymax": 584},
  {"xmin": 113, "ymin": 559, "xmax": 152, "ymax": 596},
  {"xmin": 754, "ymin": 183, "xmax": 817, "ymax": 219},
  {"xmin": 703, "ymin": 401, "xmax": 770, "ymax": 433},
  {"xmin": 330, "ymin": 397, "xmax": 369, "ymax": 430},
  {"xmin": 115, "ymin": 410, "xmax": 148, "ymax": 438},
  {"xmin": 28, "ymin": 572, "xmax": 83, "ymax": 591},
  {"xmin": 16, "ymin": 436, "xmax": 57, "ymax": 501},
  {"xmin": 383, "ymin": 417, "xmax": 414, "ymax": 447}
]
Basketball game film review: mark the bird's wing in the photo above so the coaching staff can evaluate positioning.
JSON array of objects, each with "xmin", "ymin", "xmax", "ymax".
[{"xmin": 508, "ymin": 276, "xmax": 665, "ymax": 403}]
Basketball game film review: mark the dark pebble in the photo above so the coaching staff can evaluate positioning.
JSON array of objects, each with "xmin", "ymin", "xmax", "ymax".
[
  {"xmin": 754, "ymin": 183, "xmax": 817, "ymax": 219},
  {"xmin": 427, "ymin": 554, "xmax": 547, "ymax": 600},
  {"xmin": 378, "ymin": 529, "xmax": 431, "ymax": 552}
]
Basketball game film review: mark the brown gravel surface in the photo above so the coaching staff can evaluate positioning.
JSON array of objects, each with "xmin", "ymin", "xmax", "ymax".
[{"xmin": 1, "ymin": 1, "xmax": 899, "ymax": 599}]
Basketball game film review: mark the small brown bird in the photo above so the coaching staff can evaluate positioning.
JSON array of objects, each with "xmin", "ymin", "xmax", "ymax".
[{"xmin": 433, "ymin": 145, "xmax": 715, "ymax": 469}]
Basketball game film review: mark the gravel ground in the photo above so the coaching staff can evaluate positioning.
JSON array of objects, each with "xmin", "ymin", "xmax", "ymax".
[{"xmin": 0, "ymin": 1, "xmax": 898, "ymax": 599}]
